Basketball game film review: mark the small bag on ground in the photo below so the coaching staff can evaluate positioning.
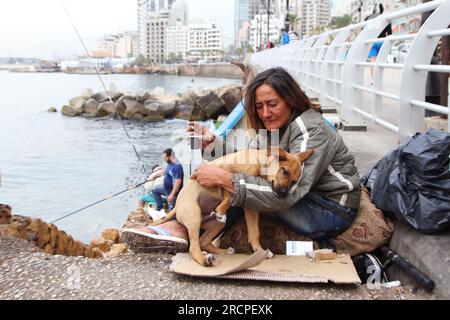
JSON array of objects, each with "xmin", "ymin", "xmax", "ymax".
[{"xmin": 332, "ymin": 187, "xmax": 394, "ymax": 256}]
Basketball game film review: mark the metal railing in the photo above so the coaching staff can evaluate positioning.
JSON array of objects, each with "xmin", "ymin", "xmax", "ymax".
[{"xmin": 250, "ymin": 0, "xmax": 450, "ymax": 142}]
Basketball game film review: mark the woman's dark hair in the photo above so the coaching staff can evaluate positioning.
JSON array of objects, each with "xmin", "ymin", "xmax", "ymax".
[{"xmin": 244, "ymin": 67, "xmax": 320, "ymax": 130}]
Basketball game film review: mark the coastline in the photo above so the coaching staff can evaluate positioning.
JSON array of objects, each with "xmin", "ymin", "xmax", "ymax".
[{"xmin": 1, "ymin": 62, "xmax": 246, "ymax": 80}]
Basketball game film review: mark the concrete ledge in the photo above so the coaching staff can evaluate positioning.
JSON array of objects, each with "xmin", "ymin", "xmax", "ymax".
[{"xmin": 388, "ymin": 221, "xmax": 450, "ymax": 299}]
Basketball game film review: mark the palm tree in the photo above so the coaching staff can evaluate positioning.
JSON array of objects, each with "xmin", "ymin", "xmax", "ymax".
[{"xmin": 288, "ymin": 14, "xmax": 300, "ymax": 32}]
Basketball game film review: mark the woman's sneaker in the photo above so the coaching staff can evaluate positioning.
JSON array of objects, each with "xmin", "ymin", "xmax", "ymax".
[{"xmin": 121, "ymin": 220, "xmax": 189, "ymax": 254}]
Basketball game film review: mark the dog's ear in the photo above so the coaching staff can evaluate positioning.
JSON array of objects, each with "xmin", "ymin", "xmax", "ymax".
[
  {"xmin": 297, "ymin": 149, "xmax": 314, "ymax": 162},
  {"xmin": 267, "ymin": 147, "xmax": 287, "ymax": 161}
]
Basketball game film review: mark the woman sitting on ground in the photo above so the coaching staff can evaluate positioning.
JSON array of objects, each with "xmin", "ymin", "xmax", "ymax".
[{"xmin": 123, "ymin": 67, "xmax": 361, "ymax": 251}]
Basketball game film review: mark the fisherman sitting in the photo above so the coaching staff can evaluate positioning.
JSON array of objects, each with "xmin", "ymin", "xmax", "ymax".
[
  {"xmin": 138, "ymin": 165, "xmax": 165, "ymax": 209},
  {"xmin": 152, "ymin": 148, "xmax": 184, "ymax": 212}
]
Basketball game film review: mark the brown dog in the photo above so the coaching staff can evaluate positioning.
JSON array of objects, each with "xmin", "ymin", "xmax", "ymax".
[{"xmin": 149, "ymin": 147, "xmax": 313, "ymax": 266}]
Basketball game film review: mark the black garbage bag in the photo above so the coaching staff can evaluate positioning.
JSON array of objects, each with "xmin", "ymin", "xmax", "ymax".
[{"xmin": 363, "ymin": 129, "xmax": 450, "ymax": 234}]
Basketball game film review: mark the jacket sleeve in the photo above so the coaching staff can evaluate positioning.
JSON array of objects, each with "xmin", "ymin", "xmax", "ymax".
[{"xmin": 230, "ymin": 122, "xmax": 337, "ymax": 212}]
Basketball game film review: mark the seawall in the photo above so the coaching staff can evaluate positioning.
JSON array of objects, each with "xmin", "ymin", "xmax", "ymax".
[{"xmin": 178, "ymin": 63, "xmax": 245, "ymax": 79}]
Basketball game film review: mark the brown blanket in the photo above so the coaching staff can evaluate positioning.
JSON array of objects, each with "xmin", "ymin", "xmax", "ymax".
[{"xmin": 220, "ymin": 188, "xmax": 394, "ymax": 256}]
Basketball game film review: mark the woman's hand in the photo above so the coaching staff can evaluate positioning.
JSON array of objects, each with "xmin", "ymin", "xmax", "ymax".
[
  {"xmin": 187, "ymin": 121, "xmax": 216, "ymax": 151},
  {"xmin": 195, "ymin": 165, "xmax": 234, "ymax": 193}
]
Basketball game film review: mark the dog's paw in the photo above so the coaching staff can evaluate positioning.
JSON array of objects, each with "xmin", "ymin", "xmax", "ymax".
[
  {"xmin": 205, "ymin": 254, "xmax": 216, "ymax": 266},
  {"xmin": 266, "ymin": 250, "xmax": 274, "ymax": 259},
  {"xmin": 227, "ymin": 247, "xmax": 235, "ymax": 255}
]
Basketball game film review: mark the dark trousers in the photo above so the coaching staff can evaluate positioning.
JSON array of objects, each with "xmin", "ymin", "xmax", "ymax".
[{"xmin": 225, "ymin": 192, "xmax": 357, "ymax": 241}]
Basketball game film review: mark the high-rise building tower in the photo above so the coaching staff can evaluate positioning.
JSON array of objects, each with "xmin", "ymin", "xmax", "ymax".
[
  {"xmin": 300, "ymin": 0, "xmax": 332, "ymax": 37},
  {"xmin": 137, "ymin": 0, "xmax": 177, "ymax": 58},
  {"xmin": 235, "ymin": 0, "xmax": 250, "ymax": 48}
]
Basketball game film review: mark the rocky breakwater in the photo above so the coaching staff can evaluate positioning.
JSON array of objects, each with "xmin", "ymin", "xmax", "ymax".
[
  {"xmin": 60, "ymin": 84, "xmax": 243, "ymax": 122},
  {"xmin": 116, "ymin": 64, "xmax": 179, "ymax": 75},
  {"xmin": 0, "ymin": 204, "xmax": 127, "ymax": 259}
]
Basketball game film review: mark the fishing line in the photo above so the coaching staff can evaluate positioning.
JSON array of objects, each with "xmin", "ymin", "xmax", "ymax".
[
  {"xmin": 51, "ymin": 0, "xmax": 152, "ymax": 223},
  {"xmin": 59, "ymin": 0, "xmax": 147, "ymax": 174},
  {"xmin": 50, "ymin": 179, "xmax": 151, "ymax": 224}
]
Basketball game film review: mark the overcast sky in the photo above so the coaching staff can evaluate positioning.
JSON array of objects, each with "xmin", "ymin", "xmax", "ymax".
[{"xmin": 0, "ymin": 0, "xmax": 349, "ymax": 60}]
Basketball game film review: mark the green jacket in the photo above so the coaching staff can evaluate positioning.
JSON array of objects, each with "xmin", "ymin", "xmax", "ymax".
[{"xmin": 206, "ymin": 108, "xmax": 361, "ymax": 212}]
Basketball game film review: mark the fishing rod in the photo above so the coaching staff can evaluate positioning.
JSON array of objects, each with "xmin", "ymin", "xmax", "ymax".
[
  {"xmin": 59, "ymin": 0, "xmax": 148, "ymax": 175},
  {"xmin": 49, "ymin": 1, "xmax": 153, "ymax": 224},
  {"xmin": 50, "ymin": 179, "xmax": 151, "ymax": 224}
]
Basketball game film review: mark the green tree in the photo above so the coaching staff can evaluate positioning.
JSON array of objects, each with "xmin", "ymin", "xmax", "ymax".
[
  {"xmin": 134, "ymin": 54, "xmax": 149, "ymax": 66},
  {"xmin": 288, "ymin": 14, "xmax": 300, "ymax": 31},
  {"xmin": 328, "ymin": 15, "xmax": 352, "ymax": 30},
  {"xmin": 167, "ymin": 52, "xmax": 177, "ymax": 64},
  {"xmin": 312, "ymin": 25, "xmax": 327, "ymax": 35},
  {"xmin": 244, "ymin": 43, "xmax": 254, "ymax": 53}
]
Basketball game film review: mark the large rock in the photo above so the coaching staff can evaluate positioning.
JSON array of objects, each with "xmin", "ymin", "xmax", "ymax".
[
  {"xmin": 27, "ymin": 219, "xmax": 50, "ymax": 249},
  {"xmin": 91, "ymin": 91, "xmax": 123, "ymax": 103},
  {"xmin": 84, "ymin": 246, "xmax": 95, "ymax": 258},
  {"xmin": 114, "ymin": 96, "xmax": 127, "ymax": 118},
  {"xmin": 82, "ymin": 88, "xmax": 94, "ymax": 97},
  {"xmin": 89, "ymin": 238, "xmax": 113, "ymax": 253},
  {"xmin": 102, "ymin": 229, "xmax": 120, "ymax": 244},
  {"xmin": 97, "ymin": 101, "xmax": 115, "ymax": 117},
  {"xmin": 69, "ymin": 96, "xmax": 89, "ymax": 108},
  {"xmin": 72, "ymin": 240, "xmax": 86, "ymax": 257},
  {"xmin": 180, "ymin": 89, "xmax": 202, "ymax": 106},
  {"xmin": 44, "ymin": 244, "xmax": 54, "ymax": 255},
  {"xmin": 107, "ymin": 243, "xmax": 128, "ymax": 258},
  {"xmin": 123, "ymin": 208, "xmax": 152, "ymax": 228},
  {"xmin": 123, "ymin": 98, "xmax": 147, "ymax": 119},
  {"xmin": 61, "ymin": 105, "xmax": 83, "ymax": 117},
  {"xmin": 84, "ymin": 99, "xmax": 99, "ymax": 115},
  {"xmin": 55, "ymin": 230, "xmax": 70, "ymax": 255},
  {"xmin": 144, "ymin": 101, "xmax": 177, "ymax": 118},
  {"xmin": 0, "ymin": 205, "xmax": 12, "ymax": 225},
  {"xmin": 174, "ymin": 104, "xmax": 206, "ymax": 121},
  {"xmin": 84, "ymin": 246, "xmax": 103, "ymax": 259},
  {"xmin": 135, "ymin": 91, "xmax": 153, "ymax": 103},
  {"xmin": 6, "ymin": 221, "xmax": 29, "ymax": 240},
  {"xmin": 65, "ymin": 238, "xmax": 75, "ymax": 256},
  {"xmin": 0, "ymin": 225, "xmax": 6, "ymax": 238},
  {"xmin": 217, "ymin": 85, "xmax": 242, "ymax": 113},
  {"xmin": 196, "ymin": 91, "xmax": 226, "ymax": 119},
  {"xmin": 143, "ymin": 114, "xmax": 165, "ymax": 122},
  {"xmin": 132, "ymin": 113, "xmax": 145, "ymax": 121},
  {"xmin": 11, "ymin": 215, "xmax": 32, "ymax": 226},
  {"xmin": 48, "ymin": 224, "xmax": 58, "ymax": 248}
]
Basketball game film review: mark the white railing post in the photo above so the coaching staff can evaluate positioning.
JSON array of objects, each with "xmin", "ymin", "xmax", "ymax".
[
  {"xmin": 341, "ymin": 16, "xmax": 391, "ymax": 128},
  {"xmin": 249, "ymin": 0, "xmax": 449, "ymax": 139},
  {"xmin": 399, "ymin": 0, "xmax": 450, "ymax": 141},
  {"xmin": 320, "ymin": 28, "xmax": 352, "ymax": 111}
]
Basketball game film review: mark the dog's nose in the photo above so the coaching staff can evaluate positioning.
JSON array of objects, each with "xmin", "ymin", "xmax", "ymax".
[{"xmin": 275, "ymin": 188, "xmax": 289, "ymax": 198}]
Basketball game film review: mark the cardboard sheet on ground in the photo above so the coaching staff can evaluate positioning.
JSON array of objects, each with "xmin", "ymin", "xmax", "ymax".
[{"xmin": 170, "ymin": 250, "xmax": 361, "ymax": 284}]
